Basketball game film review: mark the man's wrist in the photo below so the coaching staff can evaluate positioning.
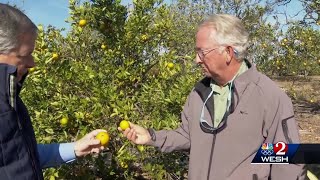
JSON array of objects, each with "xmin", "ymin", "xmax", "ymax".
[
  {"xmin": 147, "ymin": 128, "xmax": 156, "ymax": 141},
  {"xmin": 59, "ymin": 143, "xmax": 77, "ymax": 163}
]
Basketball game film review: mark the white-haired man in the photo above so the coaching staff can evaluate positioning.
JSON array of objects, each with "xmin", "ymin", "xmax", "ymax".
[{"xmin": 119, "ymin": 14, "xmax": 306, "ymax": 180}]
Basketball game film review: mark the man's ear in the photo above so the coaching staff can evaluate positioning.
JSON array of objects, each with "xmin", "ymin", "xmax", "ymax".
[
  {"xmin": 227, "ymin": 46, "xmax": 239, "ymax": 60},
  {"xmin": 225, "ymin": 46, "xmax": 232, "ymax": 65},
  {"xmin": 227, "ymin": 46, "xmax": 234, "ymax": 57}
]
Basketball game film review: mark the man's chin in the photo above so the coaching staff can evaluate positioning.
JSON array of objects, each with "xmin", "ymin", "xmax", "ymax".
[
  {"xmin": 17, "ymin": 71, "xmax": 28, "ymax": 82},
  {"xmin": 203, "ymin": 71, "xmax": 212, "ymax": 78}
]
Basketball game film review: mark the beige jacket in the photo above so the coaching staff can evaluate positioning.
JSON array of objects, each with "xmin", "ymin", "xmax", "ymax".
[{"xmin": 148, "ymin": 62, "xmax": 306, "ymax": 180}]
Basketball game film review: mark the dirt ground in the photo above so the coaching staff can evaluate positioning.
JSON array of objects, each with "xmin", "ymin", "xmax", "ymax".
[
  {"xmin": 273, "ymin": 76, "xmax": 320, "ymax": 143},
  {"xmin": 274, "ymin": 76, "xmax": 320, "ymax": 179}
]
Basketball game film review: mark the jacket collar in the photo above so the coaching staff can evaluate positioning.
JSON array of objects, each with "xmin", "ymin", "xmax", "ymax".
[
  {"xmin": 194, "ymin": 60, "xmax": 260, "ymax": 118},
  {"xmin": 0, "ymin": 63, "xmax": 17, "ymax": 74},
  {"xmin": 194, "ymin": 76, "xmax": 214, "ymax": 119},
  {"xmin": 0, "ymin": 63, "xmax": 27, "ymax": 96},
  {"xmin": 194, "ymin": 59, "xmax": 258, "ymax": 94},
  {"xmin": 232, "ymin": 60, "xmax": 259, "ymax": 96}
]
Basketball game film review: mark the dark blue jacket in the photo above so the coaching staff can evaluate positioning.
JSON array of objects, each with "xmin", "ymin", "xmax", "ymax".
[{"xmin": 0, "ymin": 64, "xmax": 43, "ymax": 180}]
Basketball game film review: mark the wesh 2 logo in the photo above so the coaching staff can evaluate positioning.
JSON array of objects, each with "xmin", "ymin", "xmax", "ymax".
[{"xmin": 252, "ymin": 142, "xmax": 289, "ymax": 164}]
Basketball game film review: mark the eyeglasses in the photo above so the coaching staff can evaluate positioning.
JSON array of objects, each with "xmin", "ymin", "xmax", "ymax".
[
  {"xmin": 195, "ymin": 47, "xmax": 220, "ymax": 61},
  {"xmin": 199, "ymin": 82, "xmax": 233, "ymax": 134},
  {"xmin": 196, "ymin": 47, "xmax": 239, "ymax": 61}
]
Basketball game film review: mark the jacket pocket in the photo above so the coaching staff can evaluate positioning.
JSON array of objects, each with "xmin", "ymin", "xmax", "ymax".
[
  {"xmin": 0, "ymin": 110, "xmax": 20, "ymax": 141},
  {"xmin": 0, "ymin": 103, "xmax": 11, "ymax": 114},
  {"xmin": 0, "ymin": 110, "xmax": 22, "ymax": 166},
  {"xmin": 281, "ymin": 115, "xmax": 295, "ymax": 143},
  {"xmin": 252, "ymin": 173, "xmax": 269, "ymax": 180},
  {"xmin": 253, "ymin": 174, "xmax": 258, "ymax": 180}
]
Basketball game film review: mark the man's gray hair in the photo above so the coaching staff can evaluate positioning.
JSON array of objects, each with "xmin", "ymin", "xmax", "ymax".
[
  {"xmin": 0, "ymin": 3, "xmax": 37, "ymax": 54},
  {"xmin": 198, "ymin": 14, "xmax": 249, "ymax": 61}
]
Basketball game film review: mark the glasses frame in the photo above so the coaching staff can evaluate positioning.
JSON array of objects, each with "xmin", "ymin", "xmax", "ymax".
[
  {"xmin": 195, "ymin": 47, "xmax": 220, "ymax": 61},
  {"xmin": 196, "ymin": 46, "xmax": 239, "ymax": 61}
]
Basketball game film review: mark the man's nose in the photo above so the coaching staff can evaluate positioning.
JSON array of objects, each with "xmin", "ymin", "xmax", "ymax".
[
  {"xmin": 195, "ymin": 54, "xmax": 202, "ymax": 64},
  {"xmin": 28, "ymin": 56, "xmax": 36, "ymax": 68}
]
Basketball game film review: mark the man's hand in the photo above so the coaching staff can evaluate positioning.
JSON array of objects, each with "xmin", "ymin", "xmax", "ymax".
[
  {"xmin": 118, "ymin": 122, "xmax": 151, "ymax": 145},
  {"xmin": 74, "ymin": 129, "xmax": 106, "ymax": 157}
]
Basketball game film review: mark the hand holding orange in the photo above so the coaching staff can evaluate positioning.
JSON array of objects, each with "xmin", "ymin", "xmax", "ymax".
[
  {"xmin": 96, "ymin": 131, "xmax": 110, "ymax": 146},
  {"xmin": 119, "ymin": 120, "xmax": 130, "ymax": 131}
]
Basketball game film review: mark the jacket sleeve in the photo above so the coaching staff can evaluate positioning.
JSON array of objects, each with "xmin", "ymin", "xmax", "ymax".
[
  {"xmin": 265, "ymin": 94, "xmax": 306, "ymax": 180},
  {"xmin": 146, "ymin": 94, "xmax": 192, "ymax": 152},
  {"xmin": 37, "ymin": 143, "xmax": 76, "ymax": 168}
]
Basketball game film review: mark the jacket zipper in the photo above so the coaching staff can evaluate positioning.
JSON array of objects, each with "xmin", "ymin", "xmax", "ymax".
[
  {"xmin": 9, "ymin": 75, "xmax": 22, "ymax": 129},
  {"xmin": 207, "ymin": 134, "xmax": 216, "ymax": 180},
  {"xmin": 253, "ymin": 174, "xmax": 258, "ymax": 180},
  {"xmin": 9, "ymin": 75, "xmax": 39, "ymax": 179},
  {"xmin": 19, "ymin": 116, "xmax": 39, "ymax": 179},
  {"xmin": 16, "ymin": 111, "xmax": 22, "ymax": 129}
]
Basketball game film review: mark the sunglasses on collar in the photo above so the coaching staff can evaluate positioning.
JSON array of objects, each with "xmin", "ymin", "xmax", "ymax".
[{"xmin": 199, "ymin": 82, "xmax": 233, "ymax": 134}]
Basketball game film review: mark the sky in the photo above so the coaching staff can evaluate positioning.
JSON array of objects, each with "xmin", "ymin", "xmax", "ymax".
[
  {"xmin": 273, "ymin": 1, "xmax": 305, "ymax": 23},
  {"xmin": 0, "ymin": 0, "xmax": 133, "ymax": 32},
  {"xmin": 1, "ymin": 0, "xmax": 305, "ymax": 32},
  {"xmin": 2, "ymin": 0, "xmax": 71, "ymax": 30}
]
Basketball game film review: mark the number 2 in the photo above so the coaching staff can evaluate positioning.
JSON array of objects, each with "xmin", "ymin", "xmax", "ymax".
[{"xmin": 275, "ymin": 141, "xmax": 286, "ymax": 155}]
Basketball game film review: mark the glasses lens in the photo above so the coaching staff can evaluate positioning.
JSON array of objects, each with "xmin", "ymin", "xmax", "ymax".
[
  {"xmin": 200, "ymin": 121, "xmax": 216, "ymax": 133},
  {"xmin": 201, "ymin": 52, "xmax": 205, "ymax": 60},
  {"xmin": 200, "ymin": 119, "xmax": 227, "ymax": 134},
  {"xmin": 196, "ymin": 51, "xmax": 203, "ymax": 60}
]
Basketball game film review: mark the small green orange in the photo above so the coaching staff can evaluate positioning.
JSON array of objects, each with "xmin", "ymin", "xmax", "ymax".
[
  {"xmin": 120, "ymin": 161, "xmax": 128, "ymax": 168},
  {"xmin": 28, "ymin": 67, "xmax": 36, "ymax": 73},
  {"xmin": 101, "ymin": 44, "xmax": 106, "ymax": 49},
  {"xmin": 60, "ymin": 117, "xmax": 68, "ymax": 126},
  {"xmin": 137, "ymin": 145, "xmax": 145, "ymax": 152},
  {"xmin": 167, "ymin": 62, "xmax": 174, "ymax": 68},
  {"xmin": 52, "ymin": 53, "xmax": 59, "ymax": 60},
  {"xmin": 141, "ymin": 34, "xmax": 148, "ymax": 41}
]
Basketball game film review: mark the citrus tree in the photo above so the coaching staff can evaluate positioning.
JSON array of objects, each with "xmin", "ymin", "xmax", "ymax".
[{"xmin": 23, "ymin": 0, "xmax": 198, "ymax": 179}]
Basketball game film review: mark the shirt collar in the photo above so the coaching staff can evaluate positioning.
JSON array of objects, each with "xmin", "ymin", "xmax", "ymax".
[{"xmin": 210, "ymin": 61, "xmax": 249, "ymax": 92}]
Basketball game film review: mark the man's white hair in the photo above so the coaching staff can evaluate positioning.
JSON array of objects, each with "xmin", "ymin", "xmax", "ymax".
[{"xmin": 198, "ymin": 14, "xmax": 249, "ymax": 61}]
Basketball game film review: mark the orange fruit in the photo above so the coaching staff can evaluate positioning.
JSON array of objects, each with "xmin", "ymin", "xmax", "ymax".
[
  {"xmin": 28, "ymin": 67, "xmax": 36, "ymax": 73},
  {"xmin": 119, "ymin": 120, "xmax": 130, "ymax": 131},
  {"xmin": 141, "ymin": 34, "xmax": 148, "ymax": 41},
  {"xmin": 60, "ymin": 117, "xmax": 68, "ymax": 126},
  {"xmin": 52, "ymin": 53, "xmax": 59, "ymax": 60},
  {"xmin": 167, "ymin": 62, "xmax": 174, "ymax": 68},
  {"xmin": 96, "ymin": 131, "xmax": 110, "ymax": 146},
  {"xmin": 79, "ymin": 19, "xmax": 87, "ymax": 27},
  {"xmin": 120, "ymin": 161, "xmax": 128, "ymax": 168},
  {"xmin": 137, "ymin": 145, "xmax": 145, "ymax": 152}
]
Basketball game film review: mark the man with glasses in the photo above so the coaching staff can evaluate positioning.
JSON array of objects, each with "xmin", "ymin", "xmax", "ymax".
[{"xmin": 119, "ymin": 14, "xmax": 305, "ymax": 179}]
